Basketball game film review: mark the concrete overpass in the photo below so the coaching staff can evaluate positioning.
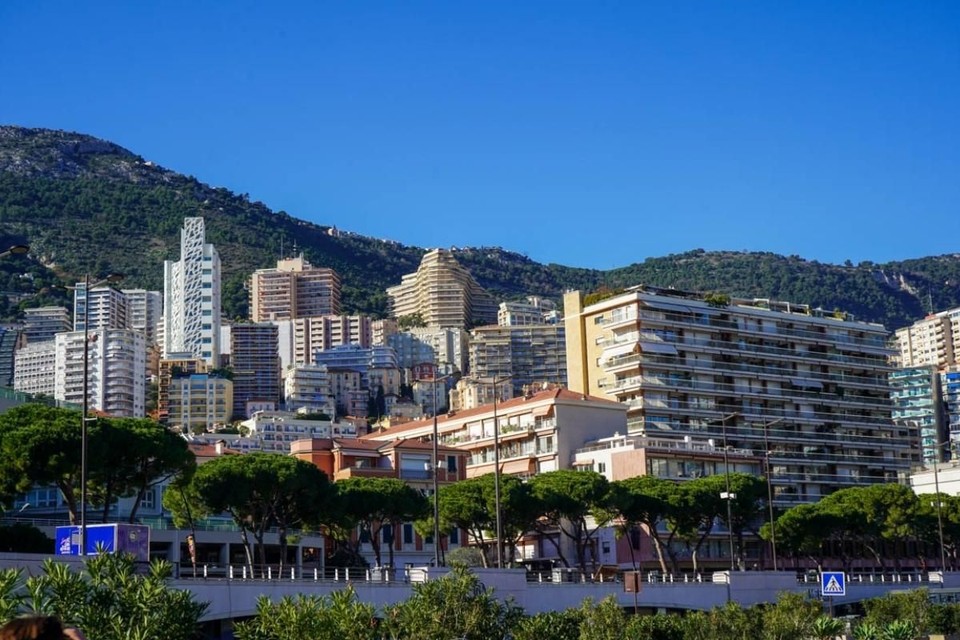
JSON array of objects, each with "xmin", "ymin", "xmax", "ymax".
[{"xmin": 4, "ymin": 554, "xmax": 958, "ymax": 623}]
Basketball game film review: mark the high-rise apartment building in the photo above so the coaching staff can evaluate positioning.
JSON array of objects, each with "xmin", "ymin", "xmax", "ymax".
[
  {"xmin": 386, "ymin": 249, "xmax": 497, "ymax": 329},
  {"xmin": 889, "ymin": 366, "xmax": 943, "ymax": 463},
  {"xmin": 22, "ymin": 307, "xmax": 71, "ymax": 344},
  {"xmin": 250, "ymin": 255, "xmax": 341, "ymax": 322},
  {"xmin": 469, "ymin": 324, "xmax": 567, "ymax": 394},
  {"xmin": 230, "ymin": 323, "xmax": 281, "ymax": 419},
  {"xmin": 894, "ymin": 308, "xmax": 960, "ymax": 369},
  {"xmin": 122, "ymin": 289, "xmax": 163, "ymax": 345},
  {"xmin": 163, "ymin": 217, "xmax": 221, "ymax": 366},
  {"xmin": 0, "ymin": 328, "xmax": 24, "ymax": 388},
  {"xmin": 13, "ymin": 340, "xmax": 56, "ymax": 396},
  {"xmin": 54, "ymin": 329, "xmax": 146, "ymax": 417},
  {"xmin": 387, "ymin": 327, "xmax": 469, "ymax": 373},
  {"xmin": 283, "ymin": 364, "xmax": 337, "ymax": 416},
  {"xmin": 166, "ymin": 373, "xmax": 233, "ymax": 433},
  {"xmin": 74, "ymin": 284, "xmax": 127, "ymax": 331},
  {"xmin": 564, "ymin": 286, "xmax": 909, "ymax": 505},
  {"xmin": 274, "ymin": 315, "xmax": 373, "ymax": 367}
]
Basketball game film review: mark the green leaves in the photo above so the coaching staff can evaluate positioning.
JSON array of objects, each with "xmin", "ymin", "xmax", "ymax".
[{"xmin": 0, "ymin": 554, "xmax": 207, "ymax": 640}]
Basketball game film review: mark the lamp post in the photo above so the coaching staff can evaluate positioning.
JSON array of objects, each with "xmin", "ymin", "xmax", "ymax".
[
  {"xmin": 759, "ymin": 417, "xmax": 785, "ymax": 571},
  {"xmin": 717, "ymin": 411, "xmax": 739, "ymax": 572},
  {"xmin": 77, "ymin": 273, "xmax": 123, "ymax": 556},
  {"xmin": 430, "ymin": 373, "xmax": 450, "ymax": 567},
  {"xmin": 491, "ymin": 374, "xmax": 512, "ymax": 569},
  {"xmin": 931, "ymin": 438, "xmax": 952, "ymax": 575}
]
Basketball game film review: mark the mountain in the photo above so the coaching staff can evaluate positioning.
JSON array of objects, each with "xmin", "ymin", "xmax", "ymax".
[{"xmin": 0, "ymin": 125, "xmax": 958, "ymax": 331}]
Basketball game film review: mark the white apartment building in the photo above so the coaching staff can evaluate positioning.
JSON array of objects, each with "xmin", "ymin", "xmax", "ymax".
[
  {"xmin": 240, "ymin": 410, "xmax": 358, "ymax": 452},
  {"xmin": 22, "ymin": 307, "xmax": 71, "ymax": 344},
  {"xmin": 274, "ymin": 315, "xmax": 373, "ymax": 367},
  {"xmin": 565, "ymin": 286, "xmax": 910, "ymax": 505},
  {"xmin": 283, "ymin": 364, "xmax": 337, "ymax": 416},
  {"xmin": 14, "ymin": 340, "xmax": 57, "ymax": 396},
  {"xmin": 163, "ymin": 217, "xmax": 221, "ymax": 366},
  {"xmin": 386, "ymin": 249, "xmax": 497, "ymax": 329},
  {"xmin": 54, "ymin": 329, "xmax": 146, "ymax": 417},
  {"xmin": 498, "ymin": 296, "xmax": 559, "ymax": 326},
  {"xmin": 122, "ymin": 289, "xmax": 162, "ymax": 345},
  {"xmin": 372, "ymin": 319, "xmax": 398, "ymax": 346},
  {"xmin": 250, "ymin": 255, "xmax": 341, "ymax": 322},
  {"xmin": 74, "ymin": 284, "xmax": 127, "ymax": 331}
]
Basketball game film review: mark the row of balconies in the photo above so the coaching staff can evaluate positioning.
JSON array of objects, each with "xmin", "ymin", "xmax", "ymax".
[{"xmin": 633, "ymin": 308, "xmax": 889, "ymax": 349}]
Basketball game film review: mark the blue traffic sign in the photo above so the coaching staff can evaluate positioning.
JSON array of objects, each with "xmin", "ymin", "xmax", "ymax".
[{"xmin": 821, "ymin": 571, "xmax": 846, "ymax": 597}]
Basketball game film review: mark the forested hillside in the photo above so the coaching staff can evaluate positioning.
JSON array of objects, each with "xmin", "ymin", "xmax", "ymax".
[{"xmin": 0, "ymin": 125, "xmax": 957, "ymax": 330}]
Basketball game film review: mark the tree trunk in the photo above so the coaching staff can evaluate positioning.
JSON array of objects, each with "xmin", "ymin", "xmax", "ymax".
[
  {"xmin": 278, "ymin": 525, "xmax": 288, "ymax": 575},
  {"xmin": 239, "ymin": 527, "xmax": 255, "ymax": 577}
]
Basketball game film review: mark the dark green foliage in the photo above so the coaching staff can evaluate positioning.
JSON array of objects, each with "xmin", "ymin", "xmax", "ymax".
[
  {"xmin": 234, "ymin": 588, "xmax": 379, "ymax": 640},
  {"xmin": 0, "ymin": 523, "xmax": 52, "ymax": 553},
  {"xmin": 0, "ymin": 127, "xmax": 957, "ymax": 328},
  {"xmin": 0, "ymin": 554, "xmax": 207, "ymax": 640}
]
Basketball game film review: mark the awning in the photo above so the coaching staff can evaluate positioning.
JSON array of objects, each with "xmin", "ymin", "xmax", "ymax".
[
  {"xmin": 531, "ymin": 405, "xmax": 554, "ymax": 418},
  {"xmin": 501, "ymin": 459, "xmax": 535, "ymax": 475},
  {"xmin": 639, "ymin": 341, "xmax": 679, "ymax": 355},
  {"xmin": 602, "ymin": 342, "xmax": 638, "ymax": 360},
  {"xmin": 643, "ymin": 301, "xmax": 694, "ymax": 314},
  {"xmin": 791, "ymin": 377, "xmax": 823, "ymax": 390}
]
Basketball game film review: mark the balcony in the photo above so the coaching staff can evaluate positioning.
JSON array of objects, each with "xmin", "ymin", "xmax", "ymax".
[{"xmin": 334, "ymin": 466, "xmax": 397, "ymax": 481}]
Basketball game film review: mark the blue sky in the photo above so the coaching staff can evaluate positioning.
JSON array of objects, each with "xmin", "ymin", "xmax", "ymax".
[{"xmin": 1, "ymin": 2, "xmax": 957, "ymax": 270}]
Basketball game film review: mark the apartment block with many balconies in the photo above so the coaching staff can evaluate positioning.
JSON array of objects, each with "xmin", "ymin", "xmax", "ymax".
[
  {"xmin": 564, "ymin": 286, "xmax": 910, "ymax": 505},
  {"xmin": 250, "ymin": 255, "xmax": 341, "ymax": 322},
  {"xmin": 894, "ymin": 307, "xmax": 960, "ymax": 369},
  {"xmin": 387, "ymin": 249, "xmax": 497, "ymax": 329},
  {"xmin": 54, "ymin": 329, "xmax": 146, "ymax": 417},
  {"xmin": 469, "ymin": 324, "xmax": 567, "ymax": 395}
]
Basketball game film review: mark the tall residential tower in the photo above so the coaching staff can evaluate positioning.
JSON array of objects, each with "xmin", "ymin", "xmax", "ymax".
[{"xmin": 163, "ymin": 217, "xmax": 221, "ymax": 366}]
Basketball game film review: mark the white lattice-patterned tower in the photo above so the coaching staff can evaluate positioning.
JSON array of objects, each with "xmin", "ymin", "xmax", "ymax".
[{"xmin": 163, "ymin": 217, "xmax": 221, "ymax": 366}]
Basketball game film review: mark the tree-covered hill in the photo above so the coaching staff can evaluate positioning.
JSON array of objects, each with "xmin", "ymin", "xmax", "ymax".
[{"xmin": 0, "ymin": 125, "xmax": 956, "ymax": 330}]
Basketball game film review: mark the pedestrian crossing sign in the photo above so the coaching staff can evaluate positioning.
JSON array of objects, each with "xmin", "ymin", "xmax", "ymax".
[{"xmin": 821, "ymin": 571, "xmax": 846, "ymax": 597}]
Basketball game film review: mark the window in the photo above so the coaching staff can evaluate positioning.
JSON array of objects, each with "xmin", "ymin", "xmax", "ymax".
[
  {"xmin": 449, "ymin": 528, "xmax": 459, "ymax": 544},
  {"xmin": 596, "ymin": 462, "xmax": 607, "ymax": 474},
  {"xmin": 403, "ymin": 524, "xmax": 414, "ymax": 545},
  {"xmin": 141, "ymin": 488, "xmax": 156, "ymax": 511},
  {"xmin": 446, "ymin": 455, "xmax": 458, "ymax": 472}
]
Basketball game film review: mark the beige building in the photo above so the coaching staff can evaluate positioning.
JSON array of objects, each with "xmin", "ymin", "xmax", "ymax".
[
  {"xmin": 386, "ymin": 249, "xmax": 497, "ymax": 329},
  {"xmin": 448, "ymin": 376, "xmax": 514, "ymax": 412},
  {"xmin": 564, "ymin": 286, "xmax": 909, "ymax": 505},
  {"xmin": 894, "ymin": 307, "xmax": 960, "ymax": 369},
  {"xmin": 250, "ymin": 255, "xmax": 341, "ymax": 322},
  {"xmin": 276, "ymin": 315, "xmax": 373, "ymax": 367},
  {"xmin": 166, "ymin": 373, "xmax": 233, "ymax": 433},
  {"xmin": 364, "ymin": 388, "xmax": 627, "ymax": 479}
]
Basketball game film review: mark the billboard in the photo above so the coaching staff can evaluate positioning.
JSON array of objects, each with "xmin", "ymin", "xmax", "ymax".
[{"xmin": 55, "ymin": 524, "xmax": 150, "ymax": 561}]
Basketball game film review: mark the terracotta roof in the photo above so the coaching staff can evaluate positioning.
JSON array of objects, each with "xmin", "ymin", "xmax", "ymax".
[
  {"xmin": 188, "ymin": 443, "xmax": 241, "ymax": 459},
  {"xmin": 361, "ymin": 387, "xmax": 624, "ymax": 441}
]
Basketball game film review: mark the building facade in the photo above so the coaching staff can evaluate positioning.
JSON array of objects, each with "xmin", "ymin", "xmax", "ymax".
[
  {"xmin": 122, "ymin": 289, "xmax": 163, "ymax": 345},
  {"xmin": 283, "ymin": 364, "xmax": 337, "ymax": 416},
  {"xmin": 13, "ymin": 340, "xmax": 56, "ymax": 396},
  {"xmin": 498, "ymin": 297, "xmax": 559, "ymax": 326},
  {"xmin": 889, "ymin": 366, "xmax": 944, "ymax": 463},
  {"xmin": 894, "ymin": 308, "xmax": 960, "ymax": 369},
  {"xmin": 22, "ymin": 307, "xmax": 70, "ymax": 344},
  {"xmin": 230, "ymin": 323, "xmax": 281, "ymax": 420},
  {"xmin": 364, "ymin": 388, "xmax": 628, "ymax": 480},
  {"xmin": 469, "ymin": 324, "xmax": 567, "ymax": 394},
  {"xmin": 163, "ymin": 217, "xmax": 221, "ymax": 366},
  {"xmin": 166, "ymin": 373, "xmax": 233, "ymax": 433},
  {"xmin": 386, "ymin": 249, "xmax": 497, "ymax": 329},
  {"xmin": 564, "ymin": 286, "xmax": 909, "ymax": 505},
  {"xmin": 74, "ymin": 284, "xmax": 127, "ymax": 331},
  {"xmin": 54, "ymin": 329, "xmax": 146, "ymax": 417},
  {"xmin": 250, "ymin": 255, "xmax": 341, "ymax": 322}
]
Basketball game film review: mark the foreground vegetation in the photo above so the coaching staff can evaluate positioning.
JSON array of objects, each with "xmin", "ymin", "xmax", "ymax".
[{"xmin": 3, "ymin": 558, "xmax": 958, "ymax": 640}]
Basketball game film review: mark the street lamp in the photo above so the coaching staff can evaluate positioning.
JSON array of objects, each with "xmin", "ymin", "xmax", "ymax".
[
  {"xmin": 758, "ymin": 417, "xmax": 785, "ymax": 571},
  {"xmin": 0, "ymin": 244, "xmax": 29, "ymax": 259},
  {"xmin": 429, "ymin": 372, "xmax": 450, "ymax": 567},
  {"xmin": 717, "ymin": 411, "xmax": 739, "ymax": 572},
  {"xmin": 77, "ymin": 273, "xmax": 124, "ymax": 556},
  {"xmin": 491, "ymin": 374, "xmax": 512, "ymax": 569},
  {"xmin": 930, "ymin": 438, "xmax": 952, "ymax": 575}
]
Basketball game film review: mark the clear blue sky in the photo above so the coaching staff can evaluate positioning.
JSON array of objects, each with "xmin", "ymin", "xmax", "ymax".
[{"xmin": 1, "ymin": 1, "xmax": 957, "ymax": 270}]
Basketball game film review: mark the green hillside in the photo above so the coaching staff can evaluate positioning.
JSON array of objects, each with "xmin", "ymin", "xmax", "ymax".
[{"xmin": 0, "ymin": 125, "xmax": 957, "ymax": 330}]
